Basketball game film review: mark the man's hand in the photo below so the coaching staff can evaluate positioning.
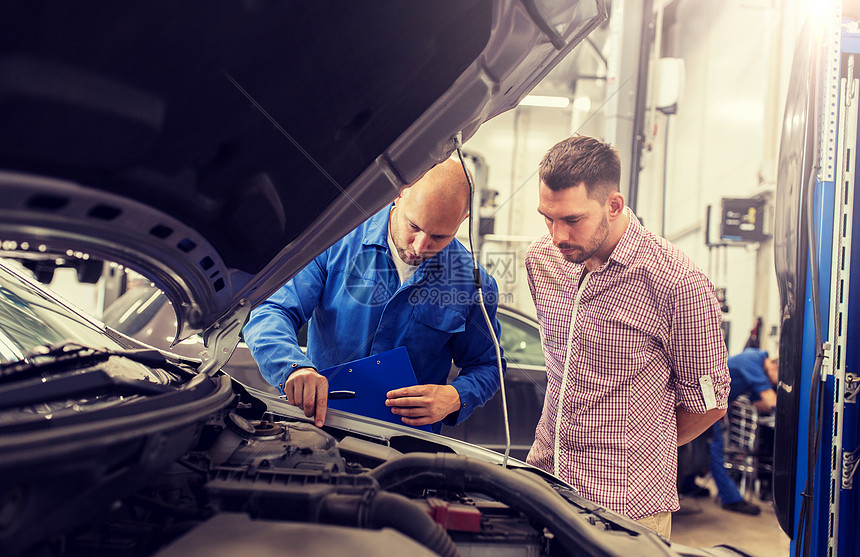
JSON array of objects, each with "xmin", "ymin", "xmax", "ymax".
[
  {"xmin": 677, "ymin": 407, "xmax": 726, "ymax": 446},
  {"xmin": 753, "ymin": 388, "xmax": 777, "ymax": 413},
  {"xmin": 284, "ymin": 367, "xmax": 328, "ymax": 428},
  {"xmin": 385, "ymin": 384, "xmax": 461, "ymax": 426}
]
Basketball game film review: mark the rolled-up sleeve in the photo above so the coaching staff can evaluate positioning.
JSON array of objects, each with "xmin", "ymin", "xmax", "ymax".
[{"xmin": 667, "ymin": 270, "xmax": 730, "ymax": 413}]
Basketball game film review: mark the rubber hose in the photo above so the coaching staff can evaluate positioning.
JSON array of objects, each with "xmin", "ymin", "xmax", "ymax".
[
  {"xmin": 368, "ymin": 453, "xmax": 676, "ymax": 557},
  {"xmin": 319, "ymin": 491, "xmax": 460, "ymax": 557}
]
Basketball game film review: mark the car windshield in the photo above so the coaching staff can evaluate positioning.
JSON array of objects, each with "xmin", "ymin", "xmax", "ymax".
[
  {"xmin": 0, "ymin": 259, "xmax": 124, "ymax": 362},
  {"xmin": 101, "ymin": 283, "xmax": 166, "ymax": 337},
  {"xmin": 104, "ymin": 284, "xmax": 309, "ymax": 349},
  {"xmin": 0, "ymin": 260, "xmax": 188, "ymax": 428}
]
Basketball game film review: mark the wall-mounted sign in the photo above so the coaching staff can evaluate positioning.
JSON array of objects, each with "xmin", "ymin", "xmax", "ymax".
[{"xmin": 720, "ymin": 197, "xmax": 769, "ymax": 243}]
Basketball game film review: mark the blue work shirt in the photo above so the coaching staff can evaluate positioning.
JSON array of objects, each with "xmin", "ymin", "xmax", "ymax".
[
  {"xmin": 243, "ymin": 205, "xmax": 505, "ymax": 432},
  {"xmin": 727, "ymin": 348, "xmax": 772, "ymax": 404}
]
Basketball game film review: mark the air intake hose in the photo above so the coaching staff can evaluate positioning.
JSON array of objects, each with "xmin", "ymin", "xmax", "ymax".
[
  {"xmin": 319, "ymin": 491, "xmax": 460, "ymax": 557},
  {"xmin": 368, "ymin": 453, "xmax": 631, "ymax": 557}
]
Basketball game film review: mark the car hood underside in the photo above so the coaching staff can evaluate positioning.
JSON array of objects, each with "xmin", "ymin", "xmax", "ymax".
[{"xmin": 0, "ymin": 1, "xmax": 606, "ymax": 373}]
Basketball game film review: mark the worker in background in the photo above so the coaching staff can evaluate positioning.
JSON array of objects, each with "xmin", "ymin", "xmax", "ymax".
[
  {"xmin": 524, "ymin": 135, "xmax": 730, "ymax": 538},
  {"xmin": 681, "ymin": 347, "xmax": 778, "ymax": 515},
  {"xmin": 243, "ymin": 158, "xmax": 505, "ymax": 432}
]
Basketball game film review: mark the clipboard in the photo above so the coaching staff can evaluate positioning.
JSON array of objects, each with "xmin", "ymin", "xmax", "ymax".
[{"xmin": 318, "ymin": 346, "xmax": 432, "ymax": 432}]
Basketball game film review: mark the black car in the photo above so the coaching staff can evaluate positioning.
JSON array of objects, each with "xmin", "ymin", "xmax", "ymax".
[{"xmin": 0, "ymin": 3, "xmax": 746, "ymax": 556}]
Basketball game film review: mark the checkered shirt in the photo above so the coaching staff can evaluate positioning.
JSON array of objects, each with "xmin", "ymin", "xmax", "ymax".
[{"xmin": 525, "ymin": 210, "xmax": 729, "ymax": 520}]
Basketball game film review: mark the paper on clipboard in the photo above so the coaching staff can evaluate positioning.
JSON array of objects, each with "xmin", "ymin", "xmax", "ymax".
[{"xmin": 318, "ymin": 346, "xmax": 432, "ymax": 432}]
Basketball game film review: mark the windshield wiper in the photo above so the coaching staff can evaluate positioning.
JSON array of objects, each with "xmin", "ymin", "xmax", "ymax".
[
  {"xmin": 0, "ymin": 342, "xmax": 203, "ymax": 411},
  {"xmin": 0, "ymin": 342, "xmax": 195, "ymax": 385}
]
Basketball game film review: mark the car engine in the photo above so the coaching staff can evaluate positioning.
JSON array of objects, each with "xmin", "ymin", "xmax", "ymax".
[
  {"xmin": 6, "ymin": 378, "xmax": 673, "ymax": 557},
  {"xmin": 36, "ymin": 406, "xmax": 565, "ymax": 557}
]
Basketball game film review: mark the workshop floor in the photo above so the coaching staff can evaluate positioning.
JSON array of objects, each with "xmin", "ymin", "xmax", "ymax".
[{"xmin": 672, "ymin": 484, "xmax": 791, "ymax": 557}]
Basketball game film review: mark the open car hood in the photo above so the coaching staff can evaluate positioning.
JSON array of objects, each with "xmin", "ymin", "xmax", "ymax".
[{"xmin": 0, "ymin": 1, "xmax": 605, "ymax": 370}]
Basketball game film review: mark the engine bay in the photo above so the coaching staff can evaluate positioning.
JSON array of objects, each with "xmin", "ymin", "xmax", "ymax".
[
  {"xmin": 51, "ymin": 412, "xmax": 555, "ymax": 556},
  {"xmin": 13, "ymin": 388, "xmax": 662, "ymax": 557}
]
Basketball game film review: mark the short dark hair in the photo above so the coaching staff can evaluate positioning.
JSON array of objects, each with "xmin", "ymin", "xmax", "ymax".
[{"xmin": 538, "ymin": 135, "xmax": 621, "ymax": 201}]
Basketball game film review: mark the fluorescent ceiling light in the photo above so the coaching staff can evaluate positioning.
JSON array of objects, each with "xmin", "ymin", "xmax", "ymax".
[
  {"xmin": 572, "ymin": 96, "xmax": 591, "ymax": 112},
  {"xmin": 519, "ymin": 95, "xmax": 570, "ymax": 108}
]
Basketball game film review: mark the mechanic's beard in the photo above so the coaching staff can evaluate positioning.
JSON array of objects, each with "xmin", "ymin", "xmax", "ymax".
[
  {"xmin": 390, "ymin": 208, "xmax": 425, "ymax": 266},
  {"xmin": 397, "ymin": 246, "xmax": 425, "ymax": 266}
]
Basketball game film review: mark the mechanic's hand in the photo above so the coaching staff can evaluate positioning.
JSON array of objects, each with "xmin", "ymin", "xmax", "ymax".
[
  {"xmin": 284, "ymin": 367, "xmax": 328, "ymax": 428},
  {"xmin": 385, "ymin": 384, "xmax": 460, "ymax": 426}
]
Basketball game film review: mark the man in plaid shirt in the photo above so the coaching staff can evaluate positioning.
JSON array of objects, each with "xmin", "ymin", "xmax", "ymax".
[{"xmin": 525, "ymin": 136, "xmax": 730, "ymax": 537}]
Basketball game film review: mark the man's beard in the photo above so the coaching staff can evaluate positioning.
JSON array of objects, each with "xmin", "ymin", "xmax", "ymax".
[
  {"xmin": 556, "ymin": 214, "xmax": 609, "ymax": 264},
  {"xmin": 396, "ymin": 245, "xmax": 424, "ymax": 266},
  {"xmin": 390, "ymin": 210, "xmax": 426, "ymax": 266}
]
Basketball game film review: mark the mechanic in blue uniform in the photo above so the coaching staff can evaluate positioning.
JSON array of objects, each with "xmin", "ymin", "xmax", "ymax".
[
  {"xmin": 244, "ymin": 158, "xmax": 505, "ymax": 432},
  {"xmin": 682, "ymin": 347, "xmax": 778, "ymax": 515}
]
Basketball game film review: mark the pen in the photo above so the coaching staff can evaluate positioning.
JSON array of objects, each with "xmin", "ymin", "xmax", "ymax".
[
  {"xmin": 329, "ymin": 390, "xmax": 356, "ymax": 399},
  {"xmin": 278, "ymin": 390, "xmax": 357, "ymax": 401}
]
